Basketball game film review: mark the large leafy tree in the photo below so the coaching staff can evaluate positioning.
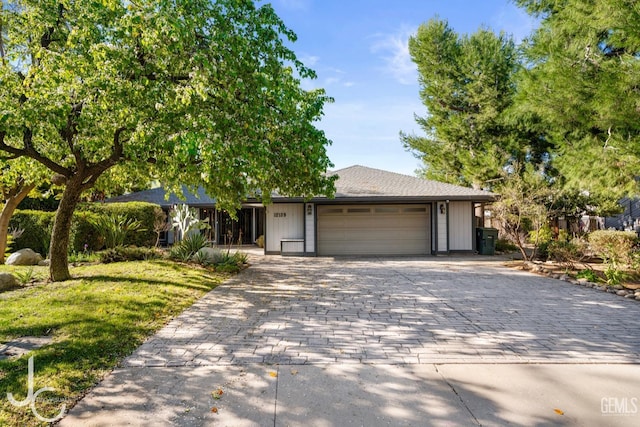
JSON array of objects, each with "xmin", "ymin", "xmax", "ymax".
[
  {"xmin": 0, "ymin": 0, "xmax": 335, "ymax": 281},
  {"xmin": 515, "ymin": 0, "xmax": 640, "ymax": 198},
  {"xmin": 402, "ymin": 19, "xmax": 544, "ymax": 188}
]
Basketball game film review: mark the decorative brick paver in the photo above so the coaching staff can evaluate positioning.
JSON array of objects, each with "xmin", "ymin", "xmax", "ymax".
[{"xmin": 124, "ymin": 256, "xmax": 640, "ymax": 367}]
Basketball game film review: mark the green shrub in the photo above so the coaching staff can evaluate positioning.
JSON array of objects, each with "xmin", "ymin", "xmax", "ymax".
[
  {"xmin": 232, "ymin": 251, "xmax": 249, "ymax": 265},
  {"xmin": 495, "ymin": 238, "xmax": 517, "ymax": 252},
  {"xmin": 9, "ymin": 210, "xmax": 55, "ymax": 255},
  {"xmin": 211, "ymin": 251, "xmax": 248, "ymax": 273},
  {"xmin": 169, "ymin": 244, "xmax": 193, "ymax": 262},
  {"xmin": 13, "ymin": 266, "xmax": 39, "ymax": 285},
  {"xmin": 604, "ymin": 262, "xmax": 627, "ymax": 286},
  {"xmin": 71, "ymin": 211, "xmax": 104, "ymax": 252},
  {"xmin": 215, "ymin": 262, "xmax": 241, "ymax": 273},
  {"xmin": 588, "ymin": 230, "xmax": 637, "ymax": 286},
  {"xmin": 528, "ymin": 224, "xmax": 553, "ymax": 245},
  {"xmin": 88, "ymin": 213, "xmax": 144, "ymax": 249},
  {"xmin": 9, "ymin": 203, "xmax": 162, "ymax": 256},
  {"xmin": 576, "ymin": 269, "xmax": 599, "ymax": 283},
  {"xmin": 588, "ymin": 230, "xmax": 637, "ymax": 266},
  {"xmin": 81, "ymin": 202, "xmax": 162, "ymax": 247},
  {"xmin": 181, "ymin": 233, "xmax": 208, "ymax": 255},
  {"xmin": 547, "ymin": 239, "xmax": 586, "ymax": 267},
  {"xmin": 98, "ymin": 246, "xmax": 161, "ymax": 263},
  {"xmin": 169, "ymin": 233, "xmax": 208, "ymax": 262}
]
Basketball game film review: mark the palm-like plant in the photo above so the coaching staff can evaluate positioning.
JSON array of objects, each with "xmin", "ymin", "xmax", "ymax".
[{"xmin": 89, "ymin": 214, "xmax": 144, "ymax": 249}]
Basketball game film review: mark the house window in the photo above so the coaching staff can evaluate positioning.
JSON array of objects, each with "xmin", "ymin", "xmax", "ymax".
[{"xmin": 375, "ymin": 207, "xmax": 399, "ymax": 213}]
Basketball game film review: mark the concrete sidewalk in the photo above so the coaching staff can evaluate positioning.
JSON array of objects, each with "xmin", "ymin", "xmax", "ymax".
[
  {"xmin": 60, "ymin": 363, "xmax": 640, "ymax": 426},
  {"xmin": 59, "ymin": 255, "xmax": 640, "ymax": 426}
]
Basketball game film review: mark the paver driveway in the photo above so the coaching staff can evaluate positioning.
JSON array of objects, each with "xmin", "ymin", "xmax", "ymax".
[{"xmin": 125, "ymin": 255, "xmax": 640, "ymax": 367}]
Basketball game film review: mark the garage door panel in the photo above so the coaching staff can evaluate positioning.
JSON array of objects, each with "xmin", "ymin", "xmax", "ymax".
[{"xmin": 317, "ymin": 204, "xmax": 430, "ymax": 256}]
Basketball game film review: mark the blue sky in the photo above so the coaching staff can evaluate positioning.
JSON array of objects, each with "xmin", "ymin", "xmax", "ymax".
[{"xmin": 268, "ymin": 0, "xmax": 538, "ymax": 176}]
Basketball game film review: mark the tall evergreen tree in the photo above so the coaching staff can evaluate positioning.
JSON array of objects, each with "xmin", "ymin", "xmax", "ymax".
[
  {"xmin": 515, "ymin": 0, "xmax": 640, "ymax": 197},
  {"xmin": 402, "ymin": 19, "xmax": 543, "ymax": 189}
]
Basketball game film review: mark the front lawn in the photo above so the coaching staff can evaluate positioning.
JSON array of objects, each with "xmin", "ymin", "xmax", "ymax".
[{"xmin": 0, "ymin": 260, "xmax": 228, "ymax": 426}]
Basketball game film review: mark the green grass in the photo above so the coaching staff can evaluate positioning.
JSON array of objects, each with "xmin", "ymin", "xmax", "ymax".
[{"xmin": 0, "ymin": 260, "xmax": 228, "ymax": 426}]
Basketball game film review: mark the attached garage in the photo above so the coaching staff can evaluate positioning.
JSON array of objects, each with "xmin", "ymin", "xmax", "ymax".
[
  {"xmin": 109, "ymin": 165, "xmax": 496, "ymax": 256},
  {"xmin": 317, "ymin": 204, "xmax": 431, "ymax": 256}
]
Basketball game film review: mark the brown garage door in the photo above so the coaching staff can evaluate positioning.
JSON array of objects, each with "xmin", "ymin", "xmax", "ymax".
[{"xmin": 317, "ymin": 204, "xmax": 430, "ymax": 256}]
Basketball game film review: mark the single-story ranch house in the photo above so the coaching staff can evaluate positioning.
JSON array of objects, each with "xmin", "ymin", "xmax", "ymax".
[{"xmin": 107, "ymin": 165, "xmax": 496, "ymax": 256}]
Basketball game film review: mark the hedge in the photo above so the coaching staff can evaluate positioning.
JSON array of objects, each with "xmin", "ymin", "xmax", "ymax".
[
  {"xmin": 9, "ymin": 210, "xmax": 55, "ymax": 255},
  {"xmin": 9, "ymin": 202, "xmax": 163, "ymax": 255},
  {"xmin": 588, "ymin": 230, "xmax": 638, "ymax": 266},
  {"xmin": 79, "ymin": 202, "xmax": 163, "ymax": 248},
  {"xmin": 71, "ymin": 211, "xmax": 105, "ymax": 252}
]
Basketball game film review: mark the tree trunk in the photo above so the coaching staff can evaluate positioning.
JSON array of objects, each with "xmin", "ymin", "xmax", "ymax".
[
  {"xmin": 0, "ymin": 183, "xmax": 36, "ymax": 263},
  {"xmin": 49, "ymin": 177, "xmax": 84, "ymax": 281}
]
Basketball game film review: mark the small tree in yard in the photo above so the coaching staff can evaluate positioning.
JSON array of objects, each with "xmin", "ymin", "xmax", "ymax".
[
  {"xmin": 492, "ymin": 165, "xmax": 553, "ymax": 261},
  {"xmin": 0, "ymin": 157, "xmax": 48, "ymax": 263},
  {"xmin": 0, "ymin": 1, "xmax": 335, "ymax": 281}
]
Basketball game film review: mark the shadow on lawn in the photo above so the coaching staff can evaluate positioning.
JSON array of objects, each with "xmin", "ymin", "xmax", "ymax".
[{"xmin": 0, "ymin": 261, "xmax": 227, "ymax": 426}]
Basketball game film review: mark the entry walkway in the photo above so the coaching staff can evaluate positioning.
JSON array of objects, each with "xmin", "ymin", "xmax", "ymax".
[{"xmin": 61, "ymin": 255, "xmax": 640, "ymax": 426}]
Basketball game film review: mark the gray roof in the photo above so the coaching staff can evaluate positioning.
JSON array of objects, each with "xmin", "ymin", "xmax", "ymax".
[
  {"xmin": 106, "ymin": 185, "xmax": 216, "ymax": 208},
  {"xmin": 306, "ymin": 165, "xmax": 496, "ymax": 202},
  {"xmin": 107, "ymin": 165, "xmax": 496, "ymax": 206}
]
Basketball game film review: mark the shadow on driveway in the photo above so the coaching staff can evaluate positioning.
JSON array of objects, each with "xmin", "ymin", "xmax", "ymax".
[{"xmin": 59, "ymin": 255, "xmax": 640, "ymax": 426}]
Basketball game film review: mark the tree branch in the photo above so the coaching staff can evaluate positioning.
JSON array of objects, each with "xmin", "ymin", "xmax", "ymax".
[
  {"xmin": 40, "ymin": 3, "xmax": 65, "ymax": 49},
  {"xmin": 79, "ymin": 127, "xmax": 127, "ymax": 191},
  {"xmin": 58, "ymin": 101, "xmax": 85, "ymax": 164},
  {"xmin": 0, "ymin": 129, "xmax": 72, "ymax": 176}
]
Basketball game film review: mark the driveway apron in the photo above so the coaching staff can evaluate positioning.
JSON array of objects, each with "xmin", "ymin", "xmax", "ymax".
[{"xmin": 60, "ymin": 255, "xmax": 640, "ymax": 426}]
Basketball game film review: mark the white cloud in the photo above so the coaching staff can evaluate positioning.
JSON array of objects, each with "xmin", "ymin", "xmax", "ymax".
[
  {"xmin": 370, "ymin": 25, "xmax": 418, "ymax": 85},
  {"xmin": 300, "ymin": 54, "xmax": 320, "ymax": 67}
]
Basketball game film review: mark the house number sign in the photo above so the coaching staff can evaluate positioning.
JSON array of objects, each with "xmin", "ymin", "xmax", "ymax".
[{"xmin": 274, "ymin": 212, "xmax": 287, "ymax": 218}]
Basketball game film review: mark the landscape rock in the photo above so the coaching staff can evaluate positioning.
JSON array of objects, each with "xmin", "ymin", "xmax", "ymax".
[
  {"xmin": 38, "ymin": 259, "xmax": 50, "ymax": 266},
  {"xmin": 613, "ymin": 285, "xmax": 624, "ymax": 290},
  {"xmin": 625, "ymin": 293, "xmax": 636, "ymax": 299},
  {"xmin": 195, "ymin": 247, "xmax": 219, "ymax": 261},
  {"xmin": 577, "ymin": 278, "xmax": 589, "ymax": 283},
  {"xmin": 6, "ymin": 249, "xmax": 44, "ymax": 266},
  {"xmin": 0, "ymin": 272, "xmax": 18, "ymax": 291},
  {"xmin": 616, "ymin": 290, "xmax": 628, "ymax": 296}
]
